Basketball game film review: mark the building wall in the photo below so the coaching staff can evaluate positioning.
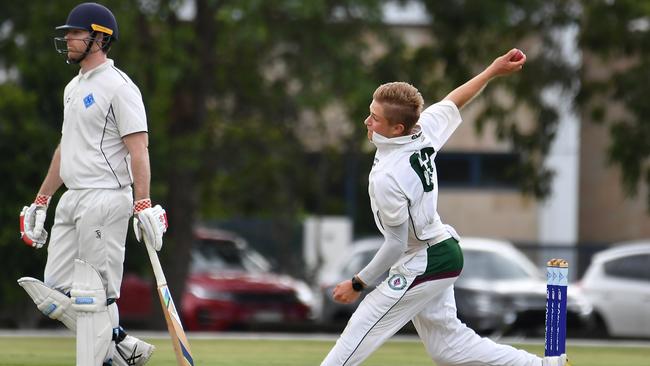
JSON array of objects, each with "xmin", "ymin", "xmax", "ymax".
[
  {"xmin": 579, "ymin": 100, "xmax": 650, "ymax": 242},
  {"xmin": 439, "ymin": 190, "xmax": 538, "ymax": 242},
  {"xmin": 375, "ymin": 14, "xmax": 540, "ymax": 243},
  {"xmin": 578, "ymin": 52, "xmax": 650, "ymax": 243},
  {"xmin": 385, "ymin": 6, "xmax": 650, "ymax": 253},
  {"xmin": 439, "ymin": 102, "xmax": 540, "ymax": 242}
]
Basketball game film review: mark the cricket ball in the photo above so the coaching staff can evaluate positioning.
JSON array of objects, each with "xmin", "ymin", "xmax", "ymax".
[{"xmin": 510, "ymin": 49, "xmax": 525, "ymax": 62}]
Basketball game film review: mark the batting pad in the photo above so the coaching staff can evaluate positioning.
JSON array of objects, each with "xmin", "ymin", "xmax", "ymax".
[
  {"xmin": 17, "ymin": 277, "xmax": 76, "ymax": 330},
  {"xmin": 70, "ymin": 259, "xmax": 113, "ymax": 366}
]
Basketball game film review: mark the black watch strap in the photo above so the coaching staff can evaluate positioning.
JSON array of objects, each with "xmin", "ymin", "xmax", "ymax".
[{"xmin": 351, "ymin": 276, "xmax": 365, "ymax": 292}]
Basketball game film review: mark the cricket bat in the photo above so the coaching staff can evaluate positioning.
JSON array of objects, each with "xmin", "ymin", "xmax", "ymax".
[{"xmin": 143, "ymin": 235, "xmax": 194, "ymax": 366}]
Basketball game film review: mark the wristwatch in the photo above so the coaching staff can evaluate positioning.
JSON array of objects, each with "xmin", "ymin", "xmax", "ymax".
[{"xmin": 351, "ymin": 275, "xmax": 366, "ymax": 292}]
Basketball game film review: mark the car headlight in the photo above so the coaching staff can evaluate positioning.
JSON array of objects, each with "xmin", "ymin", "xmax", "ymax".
[
  {"xmin": 188, "ymin": 284, "xmax": 234, "ymax": 301},
  {"xmin": 293, "ymin": 281, "xmax": 316, "ymax": 307},
  {"xmin": 567, "ymin": 296, "xmax": 593, "ymax": 317}
]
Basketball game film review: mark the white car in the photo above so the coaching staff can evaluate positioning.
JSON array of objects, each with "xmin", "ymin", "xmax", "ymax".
[{"xmin": 580, "ymin": 241, "xmax": 650, "ymax": 338}]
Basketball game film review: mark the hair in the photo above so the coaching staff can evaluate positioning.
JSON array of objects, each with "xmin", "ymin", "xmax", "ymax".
[{"xmin": 372, "ymin": 82, "xmax": 424, "ymax": 134}]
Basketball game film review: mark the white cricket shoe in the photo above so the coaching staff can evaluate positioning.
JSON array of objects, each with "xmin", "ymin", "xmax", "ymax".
[
  {"xmin": 113, "ymin": 335, "xmax": 155, "ymax": 366},
  {"xmin": 542, "ymin": 353, "xmax": 571, "ymax": 366}
]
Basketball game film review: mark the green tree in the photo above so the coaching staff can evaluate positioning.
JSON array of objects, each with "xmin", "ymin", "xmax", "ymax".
[
  {"xmin": 0, "ymin": 0, "xmax": 84, "ymax": 326},
  {"xmin": 0, "ymin": 0, "xmax": 395, "ymax": 326},
  {"xmin": 0, "ymin": 0, "xmax": 596, "ymax": 328},
  {"xmin": 580, "ymin": 0, "xmax": 650, "ymax": 209},
  {"xmin": 113, "ymin": 0, "xmax": 393, "ymax": 316},
  {"xmin": 413, "ymin": 0, "xmax": 580, "ymax": 197}
]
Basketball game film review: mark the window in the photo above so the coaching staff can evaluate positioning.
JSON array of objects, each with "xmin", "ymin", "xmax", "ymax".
[
  {"xmin": 603, "ymin": 254, "xmax": 650, "ymax": 282},
  {"xmin": 436, "ymin": 152, "xmax": 519, "ymax": 189},
  {"xmin": 460, "ymin": 250, "xmax": 531, "ymax": 281},
  {"xmin": 191, "ymin": 239, "xmax": 271, "ymax": 273}
]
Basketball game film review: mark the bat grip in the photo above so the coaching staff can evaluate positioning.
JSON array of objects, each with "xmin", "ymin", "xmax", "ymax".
[{"xmin": 143, "ymin": 233, "xmax": 168, "ymax": 287}]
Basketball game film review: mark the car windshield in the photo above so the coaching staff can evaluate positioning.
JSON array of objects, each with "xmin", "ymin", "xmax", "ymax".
[
  {"xmin": 460, "ymin": 250, "xmax": 532, "ymax": 281},
  {"xmin": 191, "ymin": 239, "xmax": 271, "ymax": 273},
  {"xmin": 342, "ymin": 249, "xmax": 381, "ymax": 279}
]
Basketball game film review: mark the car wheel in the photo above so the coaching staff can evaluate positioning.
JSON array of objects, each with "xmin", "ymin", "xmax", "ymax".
[{"xmin": 588, "ymin": 312, "xmax": 610, "ymax": 338}]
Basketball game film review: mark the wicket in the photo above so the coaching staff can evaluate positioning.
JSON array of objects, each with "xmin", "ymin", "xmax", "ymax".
[{"xmin": 545, "ymin": 258, "xmax": 568, "ymax": 357}]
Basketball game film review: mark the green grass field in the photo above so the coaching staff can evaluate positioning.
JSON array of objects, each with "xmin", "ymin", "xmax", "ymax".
[{"xmin": 1, "ymin": 336, "xmax": 649, "ymax": 365}]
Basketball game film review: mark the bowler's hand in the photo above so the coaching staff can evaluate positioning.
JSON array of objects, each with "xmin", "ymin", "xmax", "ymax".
[
  {"xmin": 332, "ymin": 280, "xmax": 361, "ymax": 304},
  {"xmin": 487, "ymin": 48, "xmax": 527, "ymax": 78}
]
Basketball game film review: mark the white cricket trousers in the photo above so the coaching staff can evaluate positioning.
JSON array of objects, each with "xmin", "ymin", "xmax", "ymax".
[
  {"xmin": 44, "ymin": 187, "xmax": 132, "ymax": 299},
  {"xmin": 322, "ymin": 279, "xmax": 542, "ymax": 366}
]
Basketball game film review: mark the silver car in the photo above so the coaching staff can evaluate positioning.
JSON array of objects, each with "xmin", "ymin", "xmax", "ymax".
[
  {"xmin": 319, "ymin": 236, "xmax": 594, "ymax": 336},
  {"xmin": 455, "ymin": 238, "xmax": 593, "ymax": 336}
]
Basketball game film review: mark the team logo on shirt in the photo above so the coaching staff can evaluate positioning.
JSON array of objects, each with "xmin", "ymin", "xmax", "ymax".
[
  {"xmin": 388, "ymin": 274, "xmax": 407, "ymax": 290},
  {"xmin": 409, "ymin": 147, "xmax": 435, "ymax": 192},
  {"xmin": 83, "ymin": 93, "xmax": 95, "ymax": 108}
]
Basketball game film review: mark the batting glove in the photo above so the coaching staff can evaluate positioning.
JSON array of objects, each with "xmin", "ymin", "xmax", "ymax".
[
  {"xmin": 20, "ymin": 194, "xmax": 51, "ymax": 249},
  {"xmin": 133, "ymin": 198, "xmax": 168, "ymax": 251}
]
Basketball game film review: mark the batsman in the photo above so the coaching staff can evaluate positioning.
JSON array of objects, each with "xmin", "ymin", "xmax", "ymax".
[{"xmin": 17, "ymin": 2, "xmax": 167, "ymax": 365}]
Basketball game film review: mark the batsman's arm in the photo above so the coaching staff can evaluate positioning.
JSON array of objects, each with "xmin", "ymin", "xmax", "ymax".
[
  {"xmin": 444, "ymin": 48, "xmax": 526, "ymax": 109},
  {"xmin": 37, "ymin": 144, "xmax": 64, "ymax": 197},
  {"xmin": 19, "ymin": 144, "xmax": 61, "ymax": 247},
  {"xmin": 123, "ymin": 132, "xmax": 151, "ymax": 201}
]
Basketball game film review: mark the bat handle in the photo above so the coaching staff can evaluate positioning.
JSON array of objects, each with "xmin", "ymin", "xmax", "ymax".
[{"xmin": 143, "ymin": 233, "xmax": 168, "ymax": 287}]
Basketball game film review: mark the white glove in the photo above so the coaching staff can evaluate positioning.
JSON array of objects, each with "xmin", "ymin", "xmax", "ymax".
[
  {"xmin": 19, "ymin": 195, "xmax": 51, "ymax": 249},
  {"xmin": 132, "ymin": 199, "xmax": 168, "ymax": 251}
]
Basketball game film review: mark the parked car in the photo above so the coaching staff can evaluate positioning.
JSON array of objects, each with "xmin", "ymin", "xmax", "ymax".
[
  {"xmin": 319, "ymin": 237, "xmax": 382, "ymax": 323},
  {"xmin": 580, "ymin": 240, "xmax": 650, "ymax": 338},
  {"xmin": 454, "ymin": 238, "xmax": 592, "ymax": 336},
  {"xmin": 319, "ymin": 236, "xmax": 593, "ymax": 336},
  {"xmin": 120, "ymin": 226, "xmax": 315, "ymax": 331}
]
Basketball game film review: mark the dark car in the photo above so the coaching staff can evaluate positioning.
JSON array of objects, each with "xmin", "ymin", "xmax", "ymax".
[
  {"xmin": 318, "ymin": 238, "xmax": 382, "ymax": 323},
  {"xmin": 319, "ymin": 236, "xmax": 593, "ymax": 336},
  {"xmin": 120, "ymin": 227, "xmax": 315, "ymax": 331}
]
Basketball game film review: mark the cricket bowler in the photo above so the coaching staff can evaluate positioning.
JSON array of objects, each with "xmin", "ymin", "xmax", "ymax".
[{"xmin": 321, "ymin": 49, "xmax": 570, "ymax": 366}]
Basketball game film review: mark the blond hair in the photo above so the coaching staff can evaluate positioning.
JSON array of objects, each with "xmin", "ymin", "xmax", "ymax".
[{"xmin": 372, "ymin": 82, "xmax": 424, "ymax": 134}]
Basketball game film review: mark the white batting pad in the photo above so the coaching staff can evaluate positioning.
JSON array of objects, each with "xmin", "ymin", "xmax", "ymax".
[
  {"xmin": 70, "ymin": 259, "xmax": 113, "ymax": 366},
  {"xmin": 17, "ymin": 277, "xmax": 76, "ymax": 330}
]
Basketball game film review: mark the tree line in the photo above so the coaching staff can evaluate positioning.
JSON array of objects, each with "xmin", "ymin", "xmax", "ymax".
[{"xmin": 0, "ymin": 0, "xmax": 646, "ymax": 327}]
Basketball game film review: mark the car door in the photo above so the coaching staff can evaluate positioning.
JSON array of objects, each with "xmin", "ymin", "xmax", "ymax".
[{"xmin": 599, "ymin": 254, "xmax": 650, "ymax": 337}]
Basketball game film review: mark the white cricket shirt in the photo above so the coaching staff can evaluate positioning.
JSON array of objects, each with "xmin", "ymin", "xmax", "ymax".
[
  {"xmin": 369, "ymin": 100, "xmax": 462, "ymax": 251},
  {"xmin": 60, "ymin": 59, "xmax": 147, "ymax": 189}
]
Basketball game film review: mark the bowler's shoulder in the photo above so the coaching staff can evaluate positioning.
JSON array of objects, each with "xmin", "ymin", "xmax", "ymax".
[{"xmin": 420, "ymin": 100, "xmax": 460, "ymax": 120}]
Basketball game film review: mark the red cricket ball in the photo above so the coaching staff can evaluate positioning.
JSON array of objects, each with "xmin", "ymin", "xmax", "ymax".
[{"xmin": 510, "ymin": 49, "xmax": 525, "ymax": 62}]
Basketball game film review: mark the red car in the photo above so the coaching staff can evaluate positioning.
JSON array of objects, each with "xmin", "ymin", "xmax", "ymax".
[{"xmin": 120, "ymin": 227, "xmax": 315, "ymax": 331}]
